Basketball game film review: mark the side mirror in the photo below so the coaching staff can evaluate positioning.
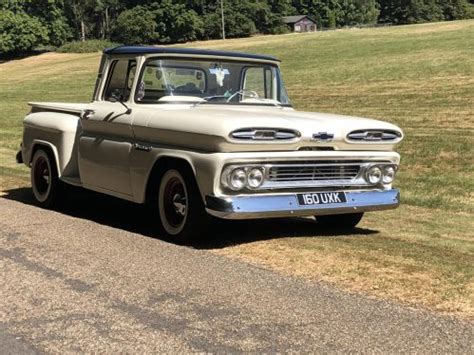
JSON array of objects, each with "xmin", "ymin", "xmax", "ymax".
[
  {"xmin": 108, "ymin": 89, "xmax": 132, "ymax": 115},
  {"xmin": 110, "ymin": 89, "xmax": 122, "ymax": 102}
]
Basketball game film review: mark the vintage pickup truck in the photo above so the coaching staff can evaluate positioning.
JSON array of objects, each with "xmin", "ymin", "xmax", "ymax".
[{"xmin": 18, "ymin": 46, "xmax": 403, "ymax": 242}]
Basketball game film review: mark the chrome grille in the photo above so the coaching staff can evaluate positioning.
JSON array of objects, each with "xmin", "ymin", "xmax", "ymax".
[{"xmin": 267, "ymin": 162, "xmax": 361, "ymax": 183}]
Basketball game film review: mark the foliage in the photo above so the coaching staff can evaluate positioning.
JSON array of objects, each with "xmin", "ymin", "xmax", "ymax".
[
  {"xmin": 57, "ymin": 39, "xmax": 120, "ymax": 53},
  {"xmin": 0, "ymin": 10, "xmax": 48, "ymax": 55},
  {"xmin": 439, "ymin": 0, "xmax": 472, "ymax": 20},
  {"xmin": 1, "ymin": 0, "xmax": 473, "ymax": 55},
  {"xmin": 340, "ymin": 0, "xmax": 380, "ymax": 26},
  {"xmin": 377, "ymin": 0, "xmax": 472, "ymax": 24},
  {"xmin": 149, "ymin": 1, "xmax": 204, "ymax": 43},
  {"xmin": 21, "ymin": 0, "xmax": 73, "ymax": 46},
  {"xmin": 112, "ymin": 6, "xmax": 157, "ymax": 44}
]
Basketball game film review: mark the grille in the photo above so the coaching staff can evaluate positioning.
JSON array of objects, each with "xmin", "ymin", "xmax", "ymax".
[{"xmin": 267, "ymin": 163, "xmax": 361, "ymax": 182}]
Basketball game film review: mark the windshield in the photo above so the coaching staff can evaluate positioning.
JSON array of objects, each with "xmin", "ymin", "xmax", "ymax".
[{"xmin": 135, "ymin": 58, "xmax": 291, "ymax": 106}]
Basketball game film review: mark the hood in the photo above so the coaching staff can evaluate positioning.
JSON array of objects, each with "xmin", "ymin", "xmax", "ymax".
[{"xmin": 135, "ymin": 105, "xmax": 403, "ymax": 152}]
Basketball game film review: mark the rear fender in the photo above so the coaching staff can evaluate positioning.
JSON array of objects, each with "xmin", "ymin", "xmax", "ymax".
[{"xmin": 22, "ymin": 111, "xmax": 81, "ymax": 178}]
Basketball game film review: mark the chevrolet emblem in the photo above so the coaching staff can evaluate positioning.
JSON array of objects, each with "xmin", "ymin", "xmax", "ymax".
[{"xmin": 312, "ymin": 132, "xmax": 334, "ymax": 142}]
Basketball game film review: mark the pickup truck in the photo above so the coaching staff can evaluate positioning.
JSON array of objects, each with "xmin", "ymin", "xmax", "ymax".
[{"xmin": 17, "ymin": 46, "xmax": 403, "ymax": 242}]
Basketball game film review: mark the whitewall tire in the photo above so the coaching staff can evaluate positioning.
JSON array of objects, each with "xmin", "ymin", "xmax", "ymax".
[
  {"xmin": 31, "ymin": 149, "xmax": 61, "ymax": 208},
  {"xmin": 157, "ymin": 165, "xmax": 207, "ymax": 243},
  {"xmin": 159, "ymin": 170, "xmax": 189, "ymax": 236}
]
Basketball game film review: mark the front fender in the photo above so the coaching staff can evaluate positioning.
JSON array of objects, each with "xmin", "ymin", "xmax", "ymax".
[{"xmin": 130, "ymin": 147, "xmax": 217, "ymax": 204}]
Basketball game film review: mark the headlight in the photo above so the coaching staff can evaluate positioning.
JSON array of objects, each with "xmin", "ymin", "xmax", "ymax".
[
  {"xmin": 247, "ymin": 168, "xmax": 264, "ymax": 188},
  {"xmin": 382, "ymin": 166, "xmax": 396, "ymax": 184},
  {"xmin": 366, "ymin": 166, "xmax": 382, "ymax": 184},
  {"xmin": 223, "ymin": 165, "xmax": 266, "ymax": 190},
  {"xmin": 229, "ymin": 168, "xmax": 247, "ymax": 190}
]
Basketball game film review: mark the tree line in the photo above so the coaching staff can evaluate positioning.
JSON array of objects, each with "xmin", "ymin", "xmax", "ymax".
[{"xmin": 1, "ymin": 0, "xmax": 473, "ymax": 55}]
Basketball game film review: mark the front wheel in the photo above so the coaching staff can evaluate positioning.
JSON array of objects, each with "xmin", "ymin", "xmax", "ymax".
[
  {"xmin": 316, "ymin": 212, "xmax": 364, "ymax": 229},
  {"xmin": 158, "ymin": 167, "xmax": 207, "ymax": 243}
]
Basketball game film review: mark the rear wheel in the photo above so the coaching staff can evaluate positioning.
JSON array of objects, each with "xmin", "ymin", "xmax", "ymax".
[
  {"xmin": 31, "ymin": 149, "xmax": 61, "ymax": 208},
  {"xmin": 157, "ymin": 166, "xmax": 207, "ymax": 243},
  {"xmin": 316, "ymin": 212, "xmax": 364, "ymax": 229}
]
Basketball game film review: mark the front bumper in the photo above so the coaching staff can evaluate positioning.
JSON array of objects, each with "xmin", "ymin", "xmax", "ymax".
[{"xmin": 205, "ymin": 189, "xmax": 400, "ymax": 220}]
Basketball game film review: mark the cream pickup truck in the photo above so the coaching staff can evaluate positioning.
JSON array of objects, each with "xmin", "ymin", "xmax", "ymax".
[{"xmin": 17, "ymin": 46, "xmax": 403, "ymax": 242}]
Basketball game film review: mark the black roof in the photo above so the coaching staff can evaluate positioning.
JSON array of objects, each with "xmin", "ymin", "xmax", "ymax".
[
  {"xmin": 283, "ymin": 15, "xmax": 317, "ymax": 24},
  {"xmin": 103, "ymin": 46, "xmax": 279, "ymax": 62}
]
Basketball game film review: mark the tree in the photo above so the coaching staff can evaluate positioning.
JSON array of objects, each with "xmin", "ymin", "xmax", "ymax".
[
  {"xmin": 112, "ymin": 6, "xmax": 157, "ymax": 44},
  {"xmin": 340, "ymin": 0, "xmax": 380, "ymax": 26},
  {"xmin": 173, "ymin": 9, "xmax": 204, "ymax": 42},
  {"xmin": 65, "ymin": 0, "xmax": 89, "ymax": 40},
  {"xmin": 80, "ymin": 0, "xmax": 125, "ymax": 40},
  {"xmin": 439, "ymin": 0, "xmax": 471, "ymax": 20},
  {"xmin": 0, "ymin": 10, "xmax": 49, "ymax": 54},
  {"xmin": 24, "ymin": 0, "xmax": 72, "ymax": 46},
  {"xmin": 225, "ymin": 12, "xmax": 258, "ymax": 37},
  {"xmin": 2, "ymin": 0, "xmax": 473, "ymax": 53},
  {"xmin": 145, "ymin": 1, "xmax": 204, "ymax": 43},
  {"xmin": 377, "ymin": 0, "xmax": 446, "ymax": 24},
  {"xmin": 408, "ymin": 0, "xmax": 444, "ymax": 23}
]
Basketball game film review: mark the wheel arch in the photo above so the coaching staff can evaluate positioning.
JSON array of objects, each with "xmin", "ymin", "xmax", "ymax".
[
  {"xmin": 144, "ymin": 155, "xmax": 202, "ymax": 205},
  {"xmin": 30, "ymin": 140, "xmax": 61, "ymax": 177}
]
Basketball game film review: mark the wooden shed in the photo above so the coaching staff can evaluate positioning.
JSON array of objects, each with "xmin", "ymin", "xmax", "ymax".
[{"xmin": 283, "ymin": 15, "xmax": 318, "ymax": 32}]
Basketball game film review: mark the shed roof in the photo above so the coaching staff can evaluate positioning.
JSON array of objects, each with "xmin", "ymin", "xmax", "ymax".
[
  {"xmin": 283, "ymin": 15, "xmax": 316, "ymax": 24},
  {"xmin": 103, "ymin": 46, "xmax": 279, "ymax": 62}
]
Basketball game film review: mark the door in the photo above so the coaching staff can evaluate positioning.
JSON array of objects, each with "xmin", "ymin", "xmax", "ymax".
[{"xmin": 78, "ymin": 58, "xmax": 137, "ymax": 197}]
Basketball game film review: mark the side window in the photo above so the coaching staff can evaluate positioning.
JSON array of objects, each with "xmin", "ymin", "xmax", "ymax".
[
  {"xmin": 243, "ymin": 67, "xmax": 273, "ymax": 99},
  {"xmin": 103, "ymin": 59, "xmax": 136, "ymax": 101}
]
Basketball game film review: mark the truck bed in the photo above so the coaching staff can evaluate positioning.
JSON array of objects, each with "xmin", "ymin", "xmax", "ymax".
[{"xmin": 29, "ymin": 102, "xmax": 88, "ymax": 114}]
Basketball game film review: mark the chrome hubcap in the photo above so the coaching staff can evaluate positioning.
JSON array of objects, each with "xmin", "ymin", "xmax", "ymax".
[
  {"xmin": 172, "ymin": 193, "xmax": 187, "ymax": 216},
  {"xmin": 42, "ymin": 169, "xmax": 50, "ymax": 184},
  {"xmin": 34, "ymin": 157, "xmax": 50, "ymax": 195},
  {"xmin": 163, "ymin": 176, "xmax": 188, "ymax": 228}
]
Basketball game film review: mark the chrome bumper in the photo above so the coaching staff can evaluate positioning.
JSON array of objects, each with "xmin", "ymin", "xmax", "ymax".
[{"xmin": 205, "ymin": 189, "xmax": 400, "ymax": 220}]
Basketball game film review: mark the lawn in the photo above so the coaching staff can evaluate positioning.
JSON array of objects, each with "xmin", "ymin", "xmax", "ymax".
[{"xmin": 0, "ymin": 21, "xmax": 473, "ymax": 317}]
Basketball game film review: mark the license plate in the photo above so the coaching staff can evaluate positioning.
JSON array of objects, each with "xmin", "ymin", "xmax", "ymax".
[{"xmin": 297, "ymin": 192, "xmax": 347, "ymax": 206}]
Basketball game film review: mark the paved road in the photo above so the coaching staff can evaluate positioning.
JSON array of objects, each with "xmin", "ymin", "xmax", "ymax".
[{"xmin": 1, "ymin": 189, "xmax": 472, "ymax": 352}]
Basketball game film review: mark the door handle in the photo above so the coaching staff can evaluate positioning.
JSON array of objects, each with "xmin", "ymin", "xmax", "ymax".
[{"xmin": 80, "ymin": 109, "xmax": 95, "ymax": 120}]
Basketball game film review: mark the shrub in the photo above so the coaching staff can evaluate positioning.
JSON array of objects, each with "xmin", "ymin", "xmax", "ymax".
[
  {"xmin": 112, "ymin": 6, "xmax": 157, "ymax": 44},
  {"xmin": 57, "ymin": 39, "xmax": 120, "ymax": 53},
  {"xmin": 0, "ymin": 10, "xmax": 48, "ymax": 55}
]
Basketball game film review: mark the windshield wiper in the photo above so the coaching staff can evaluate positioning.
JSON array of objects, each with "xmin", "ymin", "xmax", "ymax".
[
  {"xmin": 194, "ymin": 91, "xmax": 283, "ymax": 107},
  {"xmin": 193, "ymin": 95, "xmax": 227, "ymax": 107},
  {"xmin": 226, "ymin": 90, "xmax": 282, "ymax": 107}
]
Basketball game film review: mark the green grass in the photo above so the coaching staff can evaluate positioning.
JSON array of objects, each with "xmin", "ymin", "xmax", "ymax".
[{"xmin": 0, "ymin": 20, "xmax": 473, "ymax": 317}]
